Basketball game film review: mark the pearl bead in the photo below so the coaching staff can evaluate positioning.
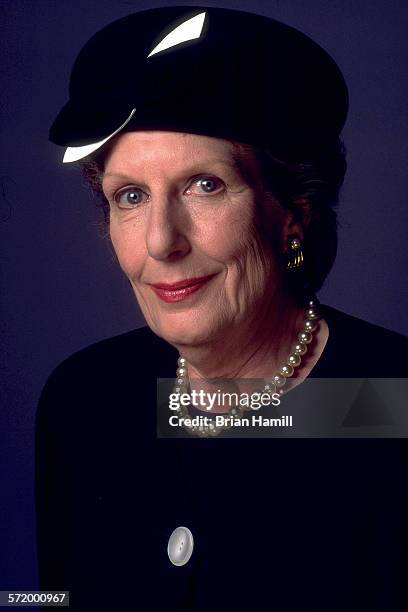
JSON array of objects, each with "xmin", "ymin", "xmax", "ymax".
[
  {"xmin": 293, "ymin": 342, "xmax": 307, "ymax": 355},
  {"xmin": 306, "ymin": 308, "xmax": 318, "ymax": 320},
  {"xmin": 177, "ymin": 377, "xmax": 184, "ymax": 386},
  {"xmin": 178, "ymin": 356, "xmax": 186, "ymax": 367},
  {"xmin": 279, "ymin": 364, "xmax": 294, "ymax": 377},
  {"xmin": 263, "ymin": 383, "xmax": 275, "ymax": 393},
  {"xmin": 287, "ymin": 353, "xmax": 301, "ymax": 367},
  {"xmin": 298, "ymin": 331, "xmax": 312, "ymax": 344},
  {"xmin": 176, "ymin": 367, "xmax": 187, "ymax": 377},
  {"xmin": 304, "ymin": 319, "xmax": 317, "ymax": 332},
  {"xmin": 273, "ymin": 375, "xmax": 286, "ymax": 387},
  {"xmin": 307, "ymin": 299, "xmax": 318, "ymax": 308}
]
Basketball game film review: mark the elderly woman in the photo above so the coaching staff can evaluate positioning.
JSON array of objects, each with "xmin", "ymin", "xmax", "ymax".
[{"xmin": 35, "ymin": 6, "xmax": 408, "ymax": 611}]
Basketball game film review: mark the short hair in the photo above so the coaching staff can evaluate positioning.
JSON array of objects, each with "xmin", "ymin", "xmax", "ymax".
[{"xmin": 79, "ymin": 136, "xmax": 347, "ymax": 295}]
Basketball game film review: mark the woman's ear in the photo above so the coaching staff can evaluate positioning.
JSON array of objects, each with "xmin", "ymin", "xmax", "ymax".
[{"xmin": 281, "ymin": 197, "xmax": 311, "ymax": 249}]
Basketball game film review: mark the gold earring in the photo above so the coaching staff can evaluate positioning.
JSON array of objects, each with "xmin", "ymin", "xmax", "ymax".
[{"xmin": 286, "ymin": 237, "xmax": 304, "ymax": 270}]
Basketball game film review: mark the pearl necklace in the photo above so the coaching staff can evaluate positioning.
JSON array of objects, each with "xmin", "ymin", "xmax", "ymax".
[{"xmin": 172, "ymin": 300, "xmax": 320, "ymax": 437}]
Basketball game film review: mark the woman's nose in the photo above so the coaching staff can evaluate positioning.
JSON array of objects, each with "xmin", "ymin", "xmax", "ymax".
[{"xmin": 145, "ymin": 196, "xmax": 191, "ymax": 261}]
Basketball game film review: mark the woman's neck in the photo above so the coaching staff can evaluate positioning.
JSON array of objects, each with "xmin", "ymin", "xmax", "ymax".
[
  {"xmin": 170, "ymin": 295, "xmax": 330, "ymax": 413},
  {"xmin": 174, "ymin": 293, "xmax": 304, "ymax": 382}
]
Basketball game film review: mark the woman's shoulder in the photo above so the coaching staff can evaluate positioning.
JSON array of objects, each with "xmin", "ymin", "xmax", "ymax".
[
  {"xmin": 36, "ymin": 326, "xmax": 179, "ymax": 440},
  {"xmin": 321, "ymin": 304, "xmax": 408, "ymax": 345},
  {"xmin": 39, "ymin": 326, "xmax": 178, "ymax": 400},
  {"xmin": 69, "ymin": 324, "xmax": 174, "ymax": 365},
  {"xmin": 317, "ymin": 304, "xmax": 408, "ymax": 376}
]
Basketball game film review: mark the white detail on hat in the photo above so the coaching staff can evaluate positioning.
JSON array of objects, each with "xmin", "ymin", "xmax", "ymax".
[
  {"xmin": 147, "ymin": 11, "xmax": 206, "ymax": 58},
  {"xmin": 62, "ymin": 12, "xmax": 206, "ymax": 163},
  {"xmin": 62, "ymin": 108, "xmax": 137, "ymax": 163}
]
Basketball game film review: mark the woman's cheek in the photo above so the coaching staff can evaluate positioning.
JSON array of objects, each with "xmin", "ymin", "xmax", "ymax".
[
  {"xmin": 197, "ymin": 204, "xmax": 256, "ymax": 260},
  {"xmin": 109, "ymin": 221, "xmax": 145, "ymax": 278}
]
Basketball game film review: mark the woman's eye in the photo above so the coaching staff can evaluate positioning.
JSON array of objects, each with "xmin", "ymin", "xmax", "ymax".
[
  {"xmin": 113, "ymin": 187, "xmax": 147, "ymax": 208},
  {"xmin": 186, "ymin": 176, "xmax": 224, "ymax": 195},
  {"xmin": 110, "ymin": 177, "xmax": 223, "ymax": 208}
]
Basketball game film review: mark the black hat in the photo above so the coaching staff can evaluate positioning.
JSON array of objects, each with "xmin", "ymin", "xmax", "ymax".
[{"xmin": 50, "ymin": 6, "xmax": 348, "ymax": 163}]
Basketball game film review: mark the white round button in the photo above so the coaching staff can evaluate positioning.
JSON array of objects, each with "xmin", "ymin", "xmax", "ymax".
[{"xmin": 167, "ymin": 526, "xmax": 194, "ymax": 566}]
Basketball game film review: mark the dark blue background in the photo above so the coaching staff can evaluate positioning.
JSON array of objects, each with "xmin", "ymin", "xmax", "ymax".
[{"xmin": 0, "ymin": 0, "xmax": 407, "ymax": 596}]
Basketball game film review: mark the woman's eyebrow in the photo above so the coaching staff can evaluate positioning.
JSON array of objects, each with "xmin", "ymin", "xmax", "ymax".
[{"xmin": 101, "ymin": 159, "xmax": 239, "ymax": 183}]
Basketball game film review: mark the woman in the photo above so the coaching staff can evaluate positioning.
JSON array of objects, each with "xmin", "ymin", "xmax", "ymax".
[{"xmin": 35, "ymin": 6, "xmax": 408, "ymax": 610}]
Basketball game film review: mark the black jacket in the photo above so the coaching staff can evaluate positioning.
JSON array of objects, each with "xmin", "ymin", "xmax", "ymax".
[{"xmin": 35, "ymin": 306, "xmax": 408, "ymax": 611}]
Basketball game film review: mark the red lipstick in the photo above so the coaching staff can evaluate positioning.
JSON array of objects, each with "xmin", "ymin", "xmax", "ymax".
[{"xmin": 149, "ymin": 274, "xmax": 217, "ymax": 303}]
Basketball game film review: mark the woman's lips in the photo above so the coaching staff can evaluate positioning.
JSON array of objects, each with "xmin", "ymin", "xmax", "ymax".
[{"xmin": 150, "ymin": 274, "xmax": 217, "ymax": 303}]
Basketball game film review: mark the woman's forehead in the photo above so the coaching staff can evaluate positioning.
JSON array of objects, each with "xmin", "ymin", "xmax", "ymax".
[{"xmin": 103, "ymin": 131, "xmax": 253, "ymax": 171}]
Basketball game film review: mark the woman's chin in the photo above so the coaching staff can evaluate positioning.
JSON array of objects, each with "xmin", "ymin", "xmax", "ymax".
[{"xmin": 148, "ymin": 317, "xmax": 220, "ymax": 350}]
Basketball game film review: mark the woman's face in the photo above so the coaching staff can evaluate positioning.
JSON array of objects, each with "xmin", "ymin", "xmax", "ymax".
[{"xmin": 102, "ymin": 131, "xmax": 291, "ymax": 347}]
